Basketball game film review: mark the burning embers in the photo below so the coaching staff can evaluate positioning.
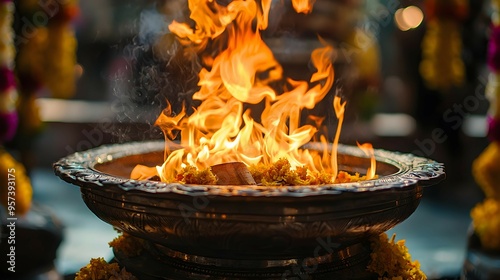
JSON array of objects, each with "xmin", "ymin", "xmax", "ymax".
[{"xmin": 131, "ymin": 0, "xmax": 376, "ymax": 185}]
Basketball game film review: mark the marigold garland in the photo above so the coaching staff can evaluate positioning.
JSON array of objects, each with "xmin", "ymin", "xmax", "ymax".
[
  {"xmin": 16, "ymin": 0, "xmax": 79, "ymax": 95},
  {"xmin": 470, "ymin": 0, "xmax": 500, "ymax": 251},
  {"xmin": 15, "ymin": 0, "xmax": 79, "ymax": 136},
  {"xmin": 420, "ymin": 0, "xmax": 468, "ymax": 92},
  {"xmin": 472, "ymin": 141, "xmax": 500, "ymax": 200},
  {"xmin": 44, "ymin": 1, "xmax": 79, "ymax": 99},
  {"xmin": 0, "ymin": 0, "xmax": 80, "ymax": 218},
  {"xmin": 15, "ymin": 25, "xmax": 47, "ymax": 136},
  {"xmin": 0, "ymin": 0, "xmax": 17, "ymax": 142},
  {"xmin": 0, "ymin": 0, "xmax": 33, "ymax": 216}
]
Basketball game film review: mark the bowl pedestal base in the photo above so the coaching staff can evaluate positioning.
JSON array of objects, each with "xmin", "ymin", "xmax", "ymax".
[{"xmin": 114, "ymin": 239, "xmax": 377, "ymax": 280}]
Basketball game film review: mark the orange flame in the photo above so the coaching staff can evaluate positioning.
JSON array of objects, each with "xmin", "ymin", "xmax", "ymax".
[
  {"xmin": 357, "ymin": 142, "xmax": 377, "ymax": 180},
  {"xmin": 147, "ymin": 0, "xmax": 375, "ymax": 184},
  {"xmin": 330, "ymin": 96, "xmax": 346, "ymax": 179},
  {"xmin": 155, "ymin": 101, "xmax": 186, "ymax": 160},
  {"xmin": 291, "ymin": 0, "xmax": 316, "ymax": 14}
]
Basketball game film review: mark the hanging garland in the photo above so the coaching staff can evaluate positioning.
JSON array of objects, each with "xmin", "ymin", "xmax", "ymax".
[
  {"xmin": 1, "ymin": 0, "xmax": 79, "ymax": 216},
  {"xmin": 0, "ymin": 0, "xmax": 17, "ymax": 141},
  {"xmin": 15, "ymin": 0, "xmax": 79, "ymax": 139},
  {"xmin": 470, "ymin": 0, "xmax": 500, "ymax": 252},
  {"xmin": 44, "ymin": 0, "xmax": 79, "ymax": 99},
  {"xmin": 420, "ymin": 0, "xmax": 468, "ymax": 92},
  {"xmin": 0, "ymin": 0, "xmax": 32, "ymax": 216}
]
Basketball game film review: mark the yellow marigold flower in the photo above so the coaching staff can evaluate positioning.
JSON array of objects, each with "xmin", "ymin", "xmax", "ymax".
[
  {"xmin": 367, "ymin": 233, "xmax": 427, "ymax": 280},
  {"xmin": 173, "ymin": 159, "xmax": 376, "ymax": 186},
  {"xmin": 249, "ymin": 158, "xmax": 375, "ymax": 186},
  {"xmin": 471, "ymin": 198, "xmax": 500, "ymax": 251},
  {"xmin": 0, "ymin": 149, "xmax": 32, "ymax": 216},
  {"xmin": 75, "ymin": 257, "xmax": 137, "ymax": 280},
  {"xmin": 109, "ymin": 233, "xmax": 144, "ymax": 258},
  {"xmin": 472, "ymin": 142, "xmax": 500, "ymax": 200},
  {"xmin": 176, "ymin": 165, "xmax": 217, "ymax": 184}
]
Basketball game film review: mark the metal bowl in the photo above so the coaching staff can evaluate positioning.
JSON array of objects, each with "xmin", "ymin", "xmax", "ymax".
[{"xmin": 53, "ymin": 140, "xmax": 444, "ymax": 262}]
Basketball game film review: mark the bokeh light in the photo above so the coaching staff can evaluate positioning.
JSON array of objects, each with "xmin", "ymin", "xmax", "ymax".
[{"xmin": 395, "ymin": 6, "xmax": 424, "ymax": 31}]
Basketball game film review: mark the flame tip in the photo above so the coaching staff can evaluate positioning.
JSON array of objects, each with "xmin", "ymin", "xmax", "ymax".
[{"xmin": 154, "ymin": 0, "xmax": 376, "ymax": 184}]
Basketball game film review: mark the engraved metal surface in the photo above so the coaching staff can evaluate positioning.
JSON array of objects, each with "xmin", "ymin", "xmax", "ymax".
[
  {"xmin": 53, "ymin": 140, "xmax": 444, "ymax": 196},
  {"xmin": 113, "ymin": 241, "xmax": 376, "ymax": 280},
  {"xmin": 53, "ymin": 140, "xmax": 445, "ymax": 260}
]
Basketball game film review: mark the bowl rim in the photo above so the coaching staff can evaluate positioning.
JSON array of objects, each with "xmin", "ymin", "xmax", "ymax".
[{"xmin": 53, "ymin": 140, "xmax": 445, "ymax": 197}]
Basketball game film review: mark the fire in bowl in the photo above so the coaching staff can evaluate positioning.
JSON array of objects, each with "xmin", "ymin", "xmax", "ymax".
[{"xmin": 53, "ymin": 141, "xmax": 443, "ymax": 266}]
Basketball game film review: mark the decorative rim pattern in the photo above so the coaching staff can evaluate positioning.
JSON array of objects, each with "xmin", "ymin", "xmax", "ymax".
[{"xmin": 53, "ymin": 140, "xmax": 445, "ymax": 197}]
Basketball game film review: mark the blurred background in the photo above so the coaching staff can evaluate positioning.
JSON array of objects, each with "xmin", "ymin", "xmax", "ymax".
[{"xmin": 0, "ymin": 0, "xmax": 493, "ymax": 279}]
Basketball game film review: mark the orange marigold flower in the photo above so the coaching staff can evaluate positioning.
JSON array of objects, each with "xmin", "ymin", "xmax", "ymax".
[
  {"xmin": 367, "ymin": 233, "xmax": 426, "ymax": 280},
  {"xmin": 75, "ymin": 257, "xmax": 137, "ymax": 280},
  {"xmin": 471, "ymin": 198, "xmax": 500, "ymax": 251}
]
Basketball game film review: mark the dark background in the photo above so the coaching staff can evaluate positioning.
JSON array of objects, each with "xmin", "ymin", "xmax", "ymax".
[{"xmin": 2, "ymin": 0, "xmax": 493, "ymax": 278}]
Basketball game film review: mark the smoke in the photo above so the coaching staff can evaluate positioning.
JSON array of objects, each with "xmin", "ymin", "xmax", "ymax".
[
  {"xmin": 138, "ymin": 8, "xmax": 167, "ymax": 45},
  {"xmin": 106, "ymin": 2, "xmax": 201, "ymax": 143}
]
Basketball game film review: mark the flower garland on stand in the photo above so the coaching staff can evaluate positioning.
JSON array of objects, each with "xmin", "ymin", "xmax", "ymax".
[
  {"xmin": 0, "ymin": 0, "xmax": 32, "ymax": 216},
  {"xmin": 470, "ymin": 0, "xmax": 500, "ymax": 252},
  {"xmin": 75, "ymin": 232, "xmax": 426, "ymax": 280},
  {"xmin": 420, "ymin": 0, "xmax": 468, "ymax": 92}
]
